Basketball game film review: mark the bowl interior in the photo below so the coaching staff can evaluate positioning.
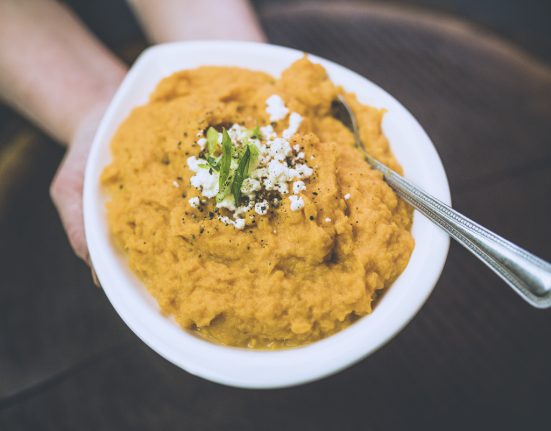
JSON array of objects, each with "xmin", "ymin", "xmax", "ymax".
[{"xmin": 83, "ymin": 41, "xmax": 451, "ymax": 389}]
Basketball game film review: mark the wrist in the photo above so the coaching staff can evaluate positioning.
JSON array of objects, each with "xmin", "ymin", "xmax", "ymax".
[{"xmin": 129, "ymin": 0, "xmax": 266, "ymax": 44}]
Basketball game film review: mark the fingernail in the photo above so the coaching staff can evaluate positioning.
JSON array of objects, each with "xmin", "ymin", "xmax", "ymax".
[{"xmin": 91, "ymin": 266, "xmax": 101, "ymax": 288}]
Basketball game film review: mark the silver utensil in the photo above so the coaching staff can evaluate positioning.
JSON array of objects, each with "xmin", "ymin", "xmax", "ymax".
[{"xmin": 332, "ymin": 95, "xmax": 551, "ymax": 308}]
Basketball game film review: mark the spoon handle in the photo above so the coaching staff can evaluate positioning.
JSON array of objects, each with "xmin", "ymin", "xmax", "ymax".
[{"xmin": 365, "ymin": 154, "xmax": 551, "ymax": 308}]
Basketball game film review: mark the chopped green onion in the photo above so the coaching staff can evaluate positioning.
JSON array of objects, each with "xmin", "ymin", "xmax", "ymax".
[
  {"xmin": 231, "ymin": 146, "xmax": 251, "ymax": 204},
  {"xmin": 249, "ymin": 124, "xmax": 261, "ymax": 140},
  {"xmin": 206, "ymin": 126, "xmax": 218, "ymax": 155},
  {"xmin": 247, "ymin": 143, "xmax": 259, "ymax": 175},
  {"xmin": 198, "ymin": 156, "xmax": 220, "ymax": 171},
  {"xmin": 206, "ymin": 155, "xmax": 220, "ymax": 171},
  {"xmin": 216, "ymin": 129, "xmax": 233, "ymax": 202}
]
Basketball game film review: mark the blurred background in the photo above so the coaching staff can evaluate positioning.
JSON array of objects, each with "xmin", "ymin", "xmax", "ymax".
[
  {"xmin": 64, "ymin": 0, "xmax": 551, "ymax": 64},
  {"xmin": 1, "ymin": 1, "xmax": 550, "ymax": 430}
]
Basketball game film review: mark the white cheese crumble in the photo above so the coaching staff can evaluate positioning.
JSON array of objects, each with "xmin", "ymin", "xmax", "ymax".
[
  {"xmin": 228, "ymin": 123, "xmax": 250, "ymax": 142},
  {"xmin": 216, "ymin": 194, "xmax": 237, "ymax": 212},
  {"xmin": 292, "ymin": 180, "xmax": 306, "ymax": 194},
  {"xmin": 172, "ymin": 180, "xmax": 180, "ymax": 188},
  {"xmin": 268, "ymin": 137, "xmax": 292, "ymax": 161},
  {"xmin": 294, "ymin": 163, "xmax": 314, "ymax": 178},
  {"xmin": 260, "ymin": 124, "xmax": 277, "ymax": 140},
  {"xmin": 325, "ymin": 217, "xmax": 332, "ymax": 223},
  {"xmin": 266, "ymin": 94, "xmax": 289, "ymax": 122},
  {"xmin": 196, "ymin": 137, "xmax": 207, "ymax": 150},
  {"xmin": 218, "ymin": 215, "xmax": 245, "ymax": 230},
  {"xmin": 234, "ymin": 218, "xmax": 246, "ymax": 230},
  {"xmin": 188, "ymin": 196, "xmax": 200, "ymax": 208},
  {"xmin": 289, "ymin": 195, "xmax": 305, "ymax": 211},
  {"xmin": 282, "ymin": 112, "xmax": 303, "ymax": 139},
  {"xmin": 344, "ymin": 193, "xmax": 351, "ymax": 200},
  {"xmin": 255, "ymin": 200, "xmax": 269, "ymax": 215},
  {"xmin": 187, "ymin": 156, "xmax": 219, "ymax": 198},
  {"xmin": 241, "ymin": 177, "xmax": 261, "ymax": 194}
]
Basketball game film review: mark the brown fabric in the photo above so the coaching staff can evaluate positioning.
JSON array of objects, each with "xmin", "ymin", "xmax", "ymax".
[{"xmin": 0, "ymin": 3, "xmax": 550, "ymax": 430}]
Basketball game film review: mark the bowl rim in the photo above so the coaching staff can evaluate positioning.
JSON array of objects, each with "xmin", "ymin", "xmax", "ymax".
[{"xmin": 83, "ymin": 40, "xmax": 451, "ymax": 389}]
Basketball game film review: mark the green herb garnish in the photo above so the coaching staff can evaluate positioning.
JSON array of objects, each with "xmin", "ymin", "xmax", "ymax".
[
  {"xmin": 231, "ymin": 146, "xmax": 251, "ymax": 204},
  {"xmin": 216, "ymin": 129, "xmax": 233, "ymax": 202},
  {"xmin": 206, "ymin": 126, "xmax": 219, "ymax": 155},
  {"xmin": 198, "ymin": 156, "xmax": 220, "ymax": 171},
  {"xmin": 247, "ymin": 143, "xmax": 259, "ymax": 175},
  {"xmin": 249, "ymin": 124, "xmax": 261, "ymax": 140},
  {"xmin": 206, "ymin": 155, "xmax": 220, "ymax": 171}
]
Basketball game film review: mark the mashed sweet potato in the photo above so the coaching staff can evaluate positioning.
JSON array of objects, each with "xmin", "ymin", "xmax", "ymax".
[{"xmin": 101, "ymin": 57, "xmax": 414, "ymax": 348}]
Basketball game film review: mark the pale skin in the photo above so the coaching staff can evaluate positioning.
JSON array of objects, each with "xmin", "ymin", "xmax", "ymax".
[{"xmin": 0, "ymin": 0, "xmax": 265, "ymax": 266}]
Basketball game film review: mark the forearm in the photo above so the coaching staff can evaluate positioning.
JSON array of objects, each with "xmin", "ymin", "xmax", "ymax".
[
  {"xmin": 128, "ymin": 0, "xmax": 266, "ymax": 44},
  {"xmin": 0, "ymin": 0, "xmax": 127, "ymax": 144}
]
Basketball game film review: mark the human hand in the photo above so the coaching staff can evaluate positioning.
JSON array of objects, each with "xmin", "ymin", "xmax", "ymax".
[
  {"xmin": 2, "ymin": 0, "xmax": 263, "ymax": 268},
  {"xmin": 0, "ymin": 0, "xmax": 126, "ymax": 267},
  {"xmin": 50, "ymin": 101, "xmax": 111, "ymax": 265}
]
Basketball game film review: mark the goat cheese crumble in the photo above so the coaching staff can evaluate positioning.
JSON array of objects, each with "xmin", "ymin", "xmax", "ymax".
[
  {"xmin": 283, "ymin": 112, "xmax": 303, "ymax": 139},
  {"xmin": 292, "ymin": 180, "xmax": 306, "ymax": 194},
  {"xmin": 196, "ymin": 137, "xmax": 207, "ymax": 150},
  {"xmin": 218, "ymin": 215, "xmax": 246, "ymax": 230},
  {"xmin": 188, "ymin": 196, "xmax": 200, "ymax": 208},
  {"xmin": 289, "ymin": 195, "xmax": 305, "ymax": 211},
  {"xmin": 265, "ymin": 94, "xmax": 289, "ymax": 122}
]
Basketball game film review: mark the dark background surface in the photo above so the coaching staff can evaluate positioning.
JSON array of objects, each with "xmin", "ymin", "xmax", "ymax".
[
  {"xmin": 65, "ymin": 0, "xmax": 551, "ymax": 65},
  {"xmin": 1, "ymin": 1, "xmax": 550, "ymax": 430}
]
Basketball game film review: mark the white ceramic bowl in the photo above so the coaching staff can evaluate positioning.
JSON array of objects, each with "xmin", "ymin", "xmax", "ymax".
[{"xmin": 83, "ymin": 41, "xmax": 451, "ymax": 389}]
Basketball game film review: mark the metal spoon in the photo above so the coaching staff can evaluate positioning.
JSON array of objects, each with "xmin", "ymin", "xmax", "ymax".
[{"xmin": 332, "ymin": 95, "xmax": 551, "ymax": 308}]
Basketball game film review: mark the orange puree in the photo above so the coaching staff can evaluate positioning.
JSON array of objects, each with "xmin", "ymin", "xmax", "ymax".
[{"xmin": 101, "ymin": 57, "xmax": 414, "ymax": 348}]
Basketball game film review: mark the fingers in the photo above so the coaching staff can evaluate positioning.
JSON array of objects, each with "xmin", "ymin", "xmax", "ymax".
[
  {"xmin": 90, "ymin": 265, "xmax": 101, "ymax": 288},
  {"xmin": 50, "ymin": 140, "xmax": 89, "ymax": 263},
  {"xmin": 50, "ymin": 96, "xmax": 114, "ymax": 272}
]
